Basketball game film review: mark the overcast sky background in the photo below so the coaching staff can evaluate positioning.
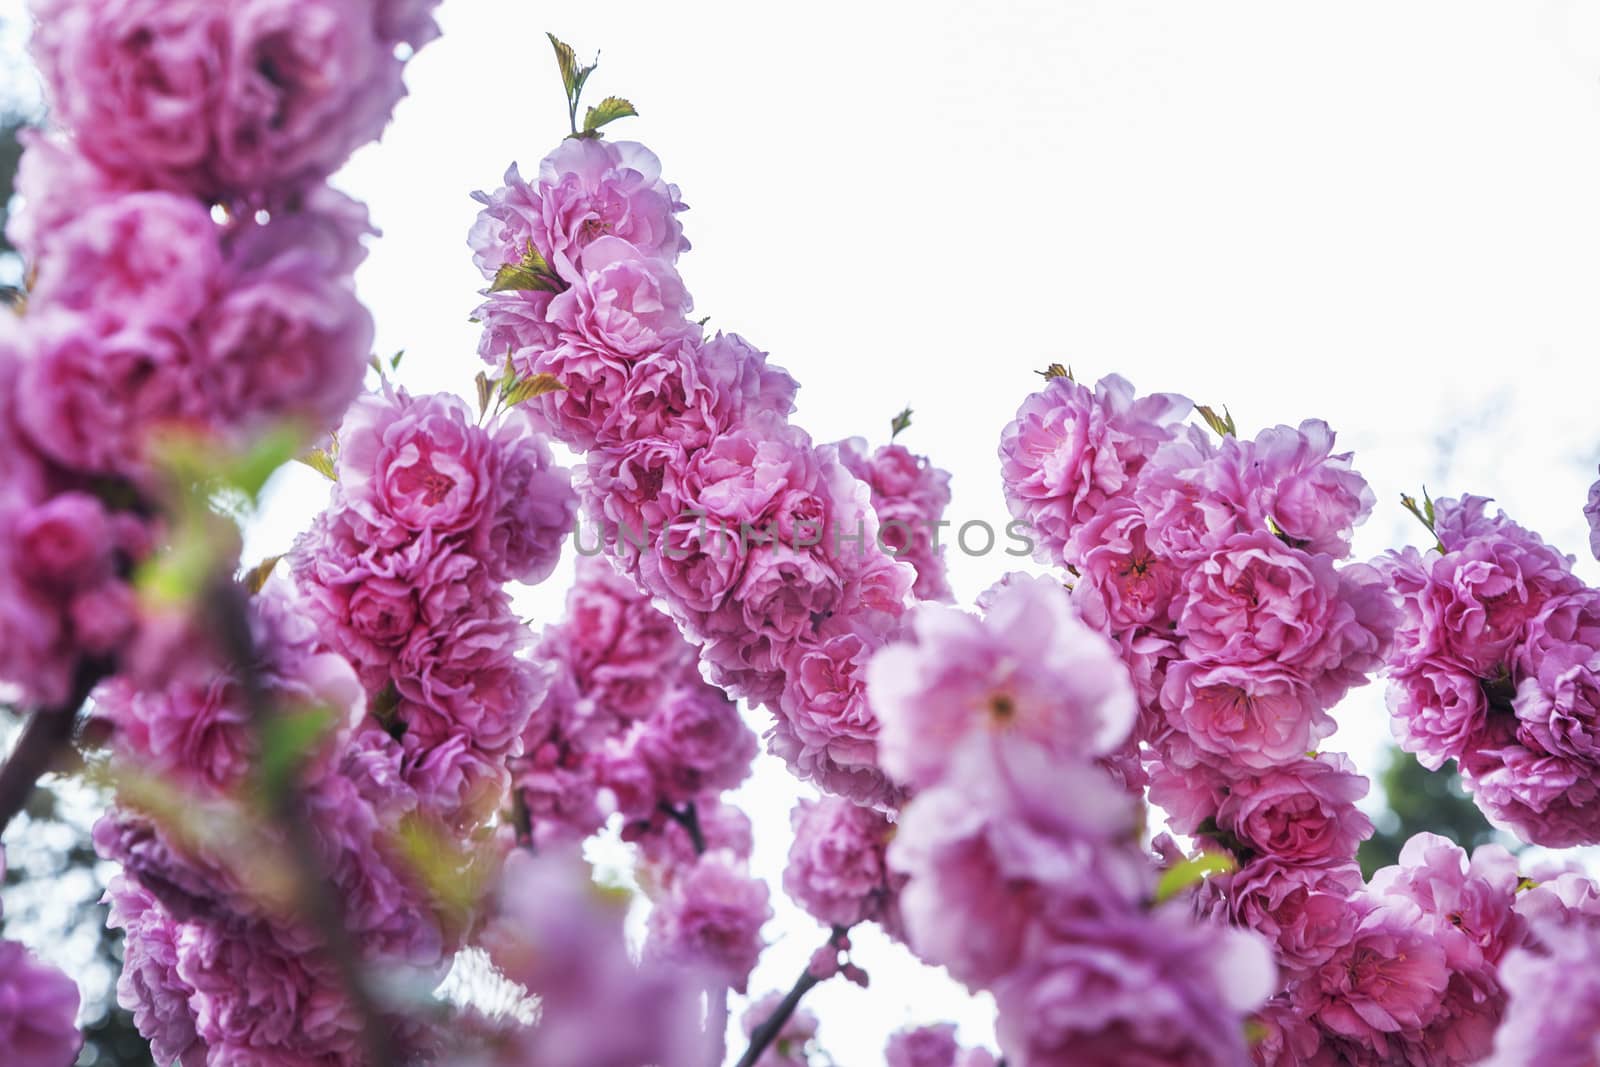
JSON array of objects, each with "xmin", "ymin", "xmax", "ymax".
[{"xmin": 11, "ymin": 1, "xmax": 1600, "ymax": 1062}]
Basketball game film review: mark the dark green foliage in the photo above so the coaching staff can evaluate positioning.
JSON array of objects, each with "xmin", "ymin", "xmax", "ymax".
[{"xmin": 1358, "ymin": 745, "xmax": 1499, "ymax": 879}]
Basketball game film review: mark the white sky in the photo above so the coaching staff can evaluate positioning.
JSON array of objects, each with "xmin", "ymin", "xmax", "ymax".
[{"xmin": 14, "ymin": 0, "xmax": 1600, "ymax": 1063}]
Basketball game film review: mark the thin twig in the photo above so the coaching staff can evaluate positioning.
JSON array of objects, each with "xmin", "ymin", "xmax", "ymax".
[
  {"xmin": 207, "ymin": 578, "xmax": 397, "ymax": 1067},
  {"xmin": 0, "ymin": 659, "xmax": 106, "ymax": 838},
  {"xmin": 734, "ymin": 927, "xmax": 848, "ymax": 1067},
  {"xmin": 660, "ymin": 800, "xmax": 706, "ymax": 854}
]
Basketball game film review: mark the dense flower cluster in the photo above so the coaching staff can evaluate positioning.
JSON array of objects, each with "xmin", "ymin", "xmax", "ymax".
[
  {"xmin": 870, "ymin": 576, "xmax": 1276, "ymax": 1064},
  {"xmin": 836, "ymin": 438, "xmax": 954, "ymax": 603},
  {"xmin": 507, "ymin": 556, "xmax": 770, "ymax": 997},
  {"xmin": 1379, "ymin": 495, "xmax": 1600, "ymax": 845},
  {"xmin": 470, "ymin": 140, "xmax": 953, "ymax": 803},
  {"xmin": 97, "ymin": 378, "xmax": 576, "ymax": 1064}
]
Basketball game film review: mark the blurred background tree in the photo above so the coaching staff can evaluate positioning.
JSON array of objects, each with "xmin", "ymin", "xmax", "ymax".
[{"xmin": 1358, "ymin": 744, "xmax": 1500, "ymax": 878}]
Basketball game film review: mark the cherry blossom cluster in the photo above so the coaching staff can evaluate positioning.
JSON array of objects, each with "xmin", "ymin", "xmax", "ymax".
[
  {"xmin": 94, "ymin": 377, "xmax": 576, "ymax": 1064},
  {"xmin": 469, "ymin": 141, "xmax": 953, "ymax": 804},
  {"xmin": 1379, "ymin": 495, "xmax": 1600, "ymax": 846},
  {"xmin": 508, "ymin": 555, "xmax": 771, "ymax": 998},
  {"xmin": 869, "ymin": 575, "xmax": 1277, "ymax": 1065},
  {"xmin": 1, "ymin": 3, "xmax": 441, "ymax": 1064}
]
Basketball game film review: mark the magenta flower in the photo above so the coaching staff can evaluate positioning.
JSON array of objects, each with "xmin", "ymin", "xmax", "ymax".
[
  {"xmin": 635, "ymin": 683, "xmax": 758, "ymax": 803},
  {"xmin": 998, "ymin": 373, "xmax": 1190, "ymax": 566},
  {"xmin": 646, "ymin": 852, "xmax": 772, "ymax": 994},
  {"xmin": 1513, "ymin": 589, "xmax": 1600, "ymax": 761},
  {"xmin": 868, "ymin": 574, "xmax": 1137, "ymax": 790},
  {"xmin": 34, "ymin": 0, "xmax": 408, "ymax": 197},
  {"xmin": 885, "ymin": 1024, "xmax": 961, "ymax": 1067},
  {"xmin": 0, "ymin": 939, "xmax": 83, "ymax": 1067},
  {"xmin": 471, "ymin": 140, "xmax": 687, "ymax": 283},
  {"xmin": 106, "ymin": 877, "xmax": 201, "ymax": 1067},
  {"xmin": 476, "ymin": 410, "xmax": 577, "ymax": 585},
  {"xmin": 1213, "ymin": 754, "xmax": 1374, "ymax": 865},
  {"xmin": 338, "ymin": 390, "xmax": 500, "ymax": 536},
  {"xmin": 1487, "ymin": 916, "xmax": 1600, "ymax": 1067},
  {"xmin": 991, "ymin": 910, "xmax": 1275, "ymax": 1067},
  {"xmin": 783, "ymin": 796, "xmax": 897, "ymax": 930},
  {"xmin": 1213, "ymin": 860, "xmax": 1364, "ymax": 977},
  {"xmin": 1158, "ymin": 660, "xmax": 1330, "ymax": 771},
  {"xmin": 1291, "ymin": 894, "xmax": 1450, "ymax": 1058},
  {"xmin": 1212, "ymin": 419, "xmax": 1375, "ymax": 558},
  {"xmin": 548, "ymin": 236, "xmax": 695, "ymax": 357},
  {"xmin": 888, "ymin": 743, "xmax": 1149, "ymax": 988}
]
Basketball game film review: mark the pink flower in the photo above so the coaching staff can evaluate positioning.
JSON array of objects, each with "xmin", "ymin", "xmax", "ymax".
[
  {"xmin": 338, "ymin": 390, "xmax": 499, "ymax": 536},
  {"xmin": 783, "ymin": 797, "xmax": 897, "ymax": 930},
  {"xmin": 1291, "ymin": 895, "xmax": 1450, "ymax": 1058},
  {"xmin": 1513, "ymin": 589, "xmax": 1600, "ymax": 761},
  {"xmin": 1213, "ymin": 420, "xmax": 1375, "ymax": 558},
  {"xmin": 1072, "ymin": 499, "xmax": 1182, "ymax": 631},
  {"xmin": 991, "ymin": 909, "xmax": 1275, "ymax": 1067},
  {"xmin": 1382, "ymin": 497, "xmax": 1581, "ymax": 677},
  {"xmin": 27, "ymin": 190, "xmax": 220, "ymax": 323},
  {"xmin": 199, "ymin": 201, "xmax": 373, "ymax": 435},
  {"xmin": 394, "ymin": 602, "xmax": 543, "ymax": 757},
  {"xmin": 1487, "ymin": 915, "xmax": 1600, "ymax": 1067},
  {"xmin": 1212, "ymin": 754, "xmax": 1374, "ymax": 865},
  {"xmin": 1177, "ymin": 532, "xmax": 1389, "ymax": 682},
  {"xmin": 481, "ymin": 851, "xmax": 711, "ymax": 1067},
  {"xmin": 888, "ymin": 743, "xmax": 1149, "ymax": 989},
  {"xmin": 470, "ymin": 140, "xmax": 687, "ymax": 283},
  {"xmin": 476, "ymin": 410, "xmax": 576, "ymax": 584},
  {"xmin": 646, "ymin": 852, "xmax": 771, "ymax": 994},
  {"xmin": 1386, "ymin": 659, "xmax": 1492, "ymax": 770},
  {"xmin": 106, "ymin": 877, "xmax": 202, "ymax": 1067},
  {"xmin": 998, "ymin": 373, "xmax": 1190, "ymax": 566},
  {"xmin": 1367, "ymin": 834, "xmax": 1523, "ymax": 1064},
  {"xmin": 1459, "ymin": 721, "xmax": 1600, "ymax": 847},
  {"xmin": 548, "ymin": 236, "xmax": 696, "ymax": 358},
  {"xmin": 868, "ymin": 575, "xmax": 1137, "ymax": 790},
  {"xmin": 12, "ymin": 492, "xmax": 119, "ymax": 589},
  {"xmin": 17, "ymin": 308, "xmax": 208, "ymax": 478},
  {"xmin": 777, "ymin": 632, "xmax": 880, "ymax": 773},
  {"xmin": 636, "ymin": 683, "xmax": 757, "ymax": 804},
  {"xmin": 837, "ymin": 438, "xmax": 955, "ymax": 603},
  {"xmin": 35, "ymin": 0, "xmax": 408, "ymax": 197},
  {"xmin": 1158, "ymin": 660, "xmax": 1331, "ymax": 771},
  {"xmin": 885, "ymin": 1024, "xmax": 961, "ymax": 1067},
  {"xmin": 0, "ymin": 939, "xmax": 83, "ymax": 1067},
  {"xmin": 1214, "ymin": 860, "xmax": 1364, "ymax": 977}
]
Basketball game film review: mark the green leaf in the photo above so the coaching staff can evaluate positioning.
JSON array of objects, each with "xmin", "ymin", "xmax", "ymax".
[
  {"xmin": 547, "ymin": 33, "xmax": 581, "ymax": 97},
  {"xmin": 297, "ymin": 447, "xmax": 338, "ymax": 483},
  {"xmin": 1154, "ymin": 851, "xmax": 1237, "ymax": 904},
  {"xmin": 583, "ymin": 96, "xmax": 638, "ymax": 134},
  {"xmin": 258, "ymin": 706, "xmax": 336, "ymax": 796},
  {"xmin": 243, "ymin": 554, "xmax": 284, "ymax": 595},
  {"xmin": 224, "ymin": 425, "xmax": 303, "ymax": 503},
  {"xmin": 890, "ymin": 406, "xmax": 913, "ymax": 439},
  {"xmin": 501, "ymin": 372, "xmax": 566, "ymax": 409},
  {"xmin": 490, "ymin": 262, "xmax": 563, "ymax": 293},
  {"xmin": 391, "ymin": 349, "xmax": 406, "ymax": 372},
  {"xmin": 1196, "ymin": 404, "xmax": 1237, "ymax": 438},
  {"xmin": 475, "ymin": 371, "xmax": 495, "ymax": 418}
]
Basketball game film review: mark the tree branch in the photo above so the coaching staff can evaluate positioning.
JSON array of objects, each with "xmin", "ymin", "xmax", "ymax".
[
  {"xmin": 734, "ymin": 927, "xmax": 848, "ymax": 1067},
  {"xmin": 0, "ymin": 660, "xmax": 106, "ymax": 838},
  {"xmin": 660, "ymin": 800, "xmax": 706, "ymax": 855}
]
